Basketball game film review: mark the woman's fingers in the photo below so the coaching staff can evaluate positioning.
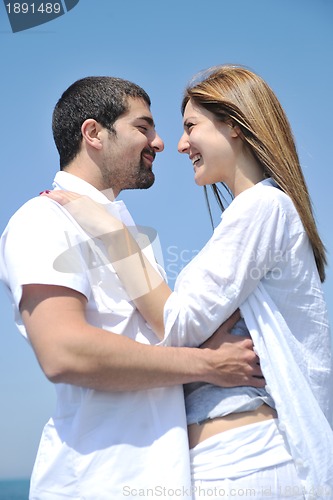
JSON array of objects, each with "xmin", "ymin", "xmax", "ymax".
[{"xmin": 40, "ymin": 190, "xmax": 82, "ymax": 205}]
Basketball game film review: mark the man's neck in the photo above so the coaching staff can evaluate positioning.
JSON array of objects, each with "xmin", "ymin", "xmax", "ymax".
[{"xmin": 61, "ymin": 166, "xmax": 118, "ymax": 200}]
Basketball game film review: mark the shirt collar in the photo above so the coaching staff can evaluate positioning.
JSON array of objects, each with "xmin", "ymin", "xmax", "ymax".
[
  {"xmin": 52, "ymin": 171, "xmax": 133, "ymax": 225},
  {"xmin": 53, "ymin": 171, "xmax": 123, "ymax": 205},
  {"xmin": 261, "ymin": 177, "xmax": 279, "ymax": 189}
]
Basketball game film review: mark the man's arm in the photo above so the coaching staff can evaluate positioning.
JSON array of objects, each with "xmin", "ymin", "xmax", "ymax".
[{"xmin": 20, "ymin": 284, "xmax": 264, "ymax": 391}]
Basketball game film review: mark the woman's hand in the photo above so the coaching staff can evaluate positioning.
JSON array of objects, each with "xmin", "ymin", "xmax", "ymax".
[
  {"xmin": 40, "ymin": 189, "xmax": 146, "ymax": 287},
  {"xmin": 40, "ymin": 189, "xmax": 169, "ymax": 335},
  {"xmin": 40, "ymin": 190, "xmax": 124, "ymax": 237}
]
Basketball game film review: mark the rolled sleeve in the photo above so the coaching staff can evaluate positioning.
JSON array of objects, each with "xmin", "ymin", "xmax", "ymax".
[
  {"xmin": 162, "ymin": 184, "xmax": 296, "ymax": 347},
  {"xmin": 1, "ymin": 196, "xmax": 91, "ymax": 310}
]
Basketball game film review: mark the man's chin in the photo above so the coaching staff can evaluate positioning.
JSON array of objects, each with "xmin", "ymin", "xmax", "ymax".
[
  {"xmin": 124, "ymin": 176, "xmax": 155, "ymax": 192},
  {"xmin": 138, "ymin": 172, "xmax": 155, "ymax": 189}
]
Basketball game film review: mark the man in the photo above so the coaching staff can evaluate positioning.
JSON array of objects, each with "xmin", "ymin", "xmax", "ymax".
[{"xmin": 0, "ymin": 76, "xmax": 263, "ymax": 499}]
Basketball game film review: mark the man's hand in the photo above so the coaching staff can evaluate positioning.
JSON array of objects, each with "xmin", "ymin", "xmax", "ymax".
[{"xmin": 201, "ymin": 310, "xmax": 265, "ymax": 388}]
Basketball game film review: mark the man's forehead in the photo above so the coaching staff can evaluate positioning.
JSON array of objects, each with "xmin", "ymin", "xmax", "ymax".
[
  {"xmin": 127, "ymin": 97, "xmax": 151, "ymax": 113},
  {"xmin": 121, "ymin": 97, "xmax": 155, "ymax": 125}
]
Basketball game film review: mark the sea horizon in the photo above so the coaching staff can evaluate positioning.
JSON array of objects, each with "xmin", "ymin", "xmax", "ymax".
[{"xmin": 0, "ymin": 478, "xmax": 30, "ymax": 500}]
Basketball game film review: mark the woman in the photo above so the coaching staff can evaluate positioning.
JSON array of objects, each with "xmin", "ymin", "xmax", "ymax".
[{"xmin": 44, "ymin": 65, "xmax": 333, "ymax": 498}]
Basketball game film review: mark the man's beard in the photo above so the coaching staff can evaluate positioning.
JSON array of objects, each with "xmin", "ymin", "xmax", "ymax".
[
  {"xmin": 101, "ymin": 154, "xmax": 155, "ymax": 193},
  {"xmin": 134, "ymin": 160, "xmax": 155, "ymax": 189},
  {"xmin": 123, "ymin": 159, "xmax": 155, "ymax": 191}
]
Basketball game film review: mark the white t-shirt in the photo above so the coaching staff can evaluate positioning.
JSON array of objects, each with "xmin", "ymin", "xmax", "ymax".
[
  {"xmin": 162, "ymin": 179, "xmax": 333, "ymax": 498},
  {"xmin": 0, "ymin": 171, "xmax": 192, "ymax": 500}
]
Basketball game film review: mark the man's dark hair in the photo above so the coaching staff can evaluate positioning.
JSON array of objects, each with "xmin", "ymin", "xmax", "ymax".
[{"xmin": 52, "ymin": 76, "xmax": 151, "ymax": 169}]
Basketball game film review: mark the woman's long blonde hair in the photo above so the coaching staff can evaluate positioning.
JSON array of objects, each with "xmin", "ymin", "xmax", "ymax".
[{"xmin": 182, "ymin": 65, "xmax": 327, "ymax": 282}]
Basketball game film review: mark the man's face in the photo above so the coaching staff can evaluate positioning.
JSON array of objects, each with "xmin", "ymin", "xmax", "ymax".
[{"xmin": 101, "ymin": 98, "xmax": 164, "ymax": 196}]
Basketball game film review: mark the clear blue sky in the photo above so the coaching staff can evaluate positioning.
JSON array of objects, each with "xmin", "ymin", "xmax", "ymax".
[{"xmin": 0, "ymin": 0, "xmax": 332, "ymax": 480}]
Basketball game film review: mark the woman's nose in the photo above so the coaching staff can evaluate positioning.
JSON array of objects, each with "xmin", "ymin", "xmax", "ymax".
[{"xmin": 177, "ymin": 132, "xmax": 189, "ymax": 154}]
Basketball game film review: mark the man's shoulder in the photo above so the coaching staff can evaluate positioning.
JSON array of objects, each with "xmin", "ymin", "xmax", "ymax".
[{"xmin": 4, "ymin": 195, "xmax": 70, "ymax": 233}]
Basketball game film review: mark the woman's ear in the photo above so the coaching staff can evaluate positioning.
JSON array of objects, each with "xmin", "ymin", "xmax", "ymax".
[
  {"xmin": 226, "ymin": 119, "xmax": 241, "ymax": 138},
  {"xmin": 81, "ymin": 119, "xmax": 103, "ymax": 150},
  {"xmin": 231, "ymin": 124, "xmax": 241, "ymax": 138}
]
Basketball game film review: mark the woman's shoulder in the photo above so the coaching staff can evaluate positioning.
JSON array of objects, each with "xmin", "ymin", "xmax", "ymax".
[
  {"xmin": 220, "ymin": 179, "xmax": 302, "ymax": 236},
  {"xmin": 231, "ymin": 178, "xmax": 296, "ymax": 214}
]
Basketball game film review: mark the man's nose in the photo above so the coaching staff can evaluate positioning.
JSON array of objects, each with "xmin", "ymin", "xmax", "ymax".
[{"xmin": 151, "ymin": 132, "xmax": 164, "ymax": 152}]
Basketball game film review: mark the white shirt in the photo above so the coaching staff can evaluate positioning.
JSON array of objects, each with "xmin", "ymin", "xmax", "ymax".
[
  {"xmin": 162, "ymin": 179, "xmax": 333, "ymax": 499},
  {"xmin": 0, "ymin": 172, "xmax": 192, "ymax": 500}
]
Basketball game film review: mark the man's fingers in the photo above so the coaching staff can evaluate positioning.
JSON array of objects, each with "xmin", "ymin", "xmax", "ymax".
[{"xmin": 249, "ymin": 376, "xmax": 266, "ymax": 388}]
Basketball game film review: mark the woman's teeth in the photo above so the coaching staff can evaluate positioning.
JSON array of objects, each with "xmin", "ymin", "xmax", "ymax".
[{"xmin": 192, "ymin": 154, "xmax": 201, "ymax": 165}]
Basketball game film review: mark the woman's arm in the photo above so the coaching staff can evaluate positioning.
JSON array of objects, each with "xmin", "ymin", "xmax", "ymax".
[
  {"xmin": 42, "ymin": 190, "xmax": 170, "ymax": 338},
  {"xmin": 162, "ymin": 184, "xmax": 294, "ymax": 347},
  {"xmin": 43, "ymin": 184, "xmax": 291, "ymax": 349}
]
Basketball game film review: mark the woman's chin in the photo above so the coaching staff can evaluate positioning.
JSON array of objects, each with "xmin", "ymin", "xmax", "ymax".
[
  {"xmin": 194, "ymin": 177, "xmax": 209, "ymax": 187},
  {"xmin": 194, "ymin": 173, "xmax": 205, "ymax": 186}
]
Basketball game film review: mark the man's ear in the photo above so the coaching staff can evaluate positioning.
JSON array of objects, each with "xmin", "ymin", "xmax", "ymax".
[{"xmin": 81, "ymin": 119, "xmax": 103, "ymax": 150}]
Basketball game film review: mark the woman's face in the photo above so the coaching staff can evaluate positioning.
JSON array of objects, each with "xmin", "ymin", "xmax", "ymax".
[{"xmin": 178, "ymin": 99, "xmax": 239, "ymax": 187}]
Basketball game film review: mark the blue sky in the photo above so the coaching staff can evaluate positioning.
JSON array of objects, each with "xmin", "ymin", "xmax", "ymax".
[{"xmin": 0, "ymin": 0, "xmax": 332, "ymax": 479}]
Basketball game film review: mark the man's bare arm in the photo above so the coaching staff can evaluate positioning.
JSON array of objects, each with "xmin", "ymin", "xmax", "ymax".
[{"xmin": 20, "ymin": 284, "xmax": 264, "ymax": 391}]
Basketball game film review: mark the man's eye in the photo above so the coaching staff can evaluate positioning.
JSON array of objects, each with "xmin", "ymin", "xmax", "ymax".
[{"xmin": 138, "ymin": 125, "xmax": 148, "ymax": 132}]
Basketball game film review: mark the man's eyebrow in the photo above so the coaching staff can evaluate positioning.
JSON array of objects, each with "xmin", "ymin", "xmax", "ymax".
[{"xmin": 137, "ymin": 116, "xmax": 155, "ymax": 127}]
